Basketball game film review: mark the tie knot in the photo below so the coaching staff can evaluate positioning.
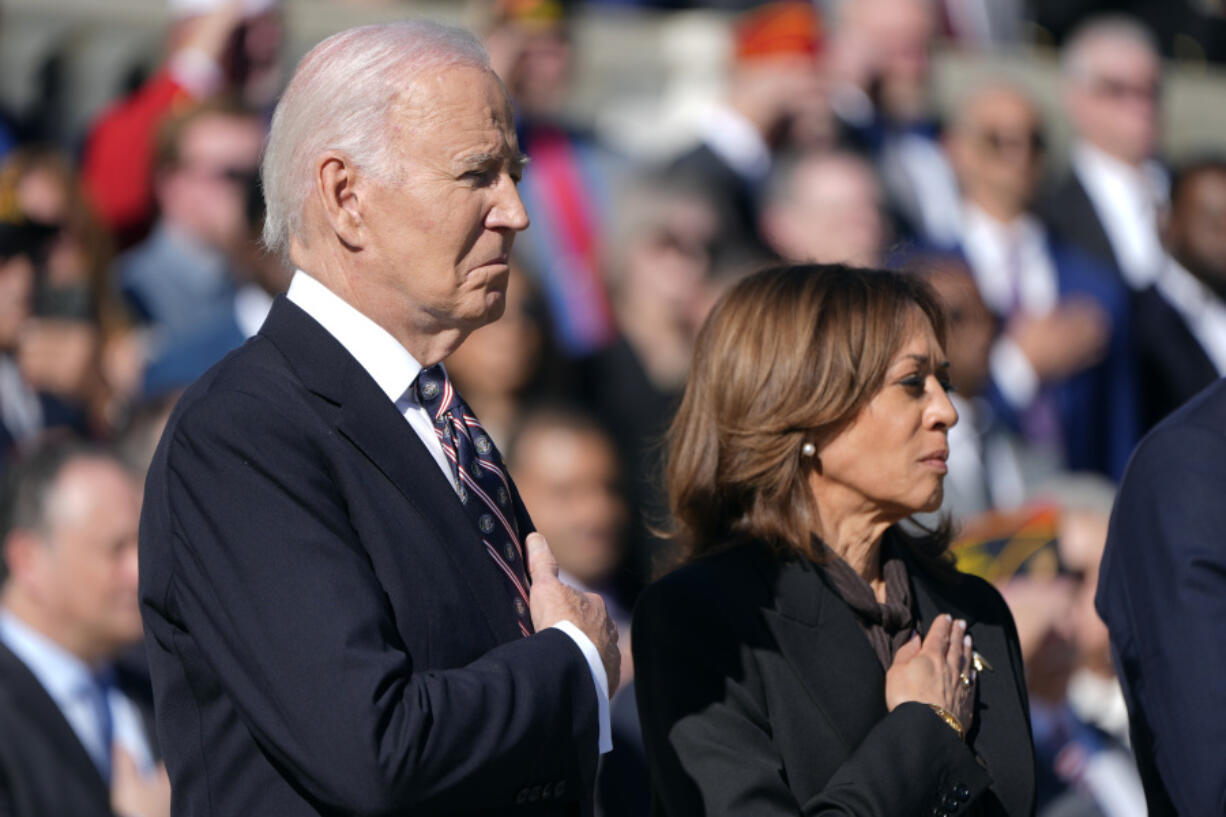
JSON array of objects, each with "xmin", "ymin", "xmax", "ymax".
[{"xmin": 415, "ymin": 364, "xmax": 453, "ymax": 418}]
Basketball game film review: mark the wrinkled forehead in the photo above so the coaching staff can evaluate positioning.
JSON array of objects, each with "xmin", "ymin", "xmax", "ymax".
[{"xmin": 390, "ymin": 64, "xmax": 517, "ymax": 144}]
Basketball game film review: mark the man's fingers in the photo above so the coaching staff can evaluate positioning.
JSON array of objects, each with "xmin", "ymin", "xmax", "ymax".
[{"xmin": 525, "ymin": 532, "xmax": 559, "ymax": 584}]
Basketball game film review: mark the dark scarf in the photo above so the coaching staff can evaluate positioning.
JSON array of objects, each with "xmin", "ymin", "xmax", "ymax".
[{"xmin": 815, "ymin": 532, "xmax": 915, "ymax": 670}]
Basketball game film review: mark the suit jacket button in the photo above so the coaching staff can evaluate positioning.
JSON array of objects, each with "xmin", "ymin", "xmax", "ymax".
[
  {"xmin": 529, "ymin": 785, "xmax": 542, "ymax": 802},
  {"xmin": 515, "ymin": 788, "xmax": 529, "ymax": 804},
  {"xmin": 955, "ymin": 784, "xmax": 970, "ymax": 801}
]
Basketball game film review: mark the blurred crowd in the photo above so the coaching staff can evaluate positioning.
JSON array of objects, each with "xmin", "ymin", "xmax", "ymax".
[{"xmin": 1, "ymin": 1, "xmax": 1224, "ymax": 816}]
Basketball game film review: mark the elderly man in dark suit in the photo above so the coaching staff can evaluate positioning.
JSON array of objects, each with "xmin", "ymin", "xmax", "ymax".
[
  {"xmin": 0, "ymin": 440, "xmax": 168, "ymax": 817},
  {"xmin": 138, "ymin": 21, "xmax": 619, "ymax": 817},
  {"xmin": 1096, "ymin": 378, "xmax": 1226, "ymax": 816}
]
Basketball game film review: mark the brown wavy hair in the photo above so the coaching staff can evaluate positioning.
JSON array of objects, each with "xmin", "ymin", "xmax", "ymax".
[{"xmin": 665, "ymin": 263, "xmax": 950, "ymax": 565}]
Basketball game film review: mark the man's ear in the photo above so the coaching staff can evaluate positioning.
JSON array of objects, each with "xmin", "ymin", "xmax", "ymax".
[
  {"xmin": 3, "ymin": 530, "xmax": 45, "ymax": 592},
  {"xmin": 314, "ymin": 150, "xmax": 366, "ymax": 250}
]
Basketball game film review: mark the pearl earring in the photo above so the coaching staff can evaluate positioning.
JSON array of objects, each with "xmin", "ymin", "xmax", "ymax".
[{"xmin": 801, "ymin": 442, "xmax": 816, "ymax": 458}]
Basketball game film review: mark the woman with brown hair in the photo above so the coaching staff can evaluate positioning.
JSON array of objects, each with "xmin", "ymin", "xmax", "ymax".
[{"xmin": 632, "ymin": 264, "xmax": 1034, "ymax": 816}]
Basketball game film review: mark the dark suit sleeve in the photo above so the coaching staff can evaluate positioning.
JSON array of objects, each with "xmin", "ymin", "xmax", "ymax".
[
  {"xmin": 147, "ymin": 388, "xmax": 597, "ymax": 814},
  {"xmin": 1096, "ymin": 420, "xmax": 1226, "ymax": 816},
  {"xmin": 633, "ymin": 576, "xmax": 991, "ymax": 817}
]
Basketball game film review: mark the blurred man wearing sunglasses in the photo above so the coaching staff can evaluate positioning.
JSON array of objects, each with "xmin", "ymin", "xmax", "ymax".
[
  {"xmin": 945, "ymin": 82, "xmax": 1139, "ymax": 481},
  {"xmin": 1043, "ymin": 15, "xmax": 1166, "ymax": 292}
]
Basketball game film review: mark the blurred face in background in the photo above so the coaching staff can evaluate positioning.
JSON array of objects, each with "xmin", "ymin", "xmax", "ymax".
[
  {"xmin": 158, "ymin": 112, "xmax": 265, "ymax": 253},
  {"xmin": 948, "ymin": 86, "xmax": 1045, "ymax": 218},
  {"xmin": 487, "ymin": 20, "xmax": 571, "ymax": 119},
  {"xmin": 1066, "ymin": 35, "xmax": 1161, "ymax": 165},
  {"xmin": 763, "ymin": 153, "xmax": 886, "ymax": 267},
  {"xmin": 7, "ymin": 458, "xmax": 143, "ymax": 664},
  {"xmin": 922, "ymin": 259, "xmax": 995, "ymax": 398},
  {"xmin": 511, "ymin": 424, "xmax": 626, "ymax": 588},
  {"xmin": 1166, "ymin": 167, "xmax": 1226, "ymax": 295}
]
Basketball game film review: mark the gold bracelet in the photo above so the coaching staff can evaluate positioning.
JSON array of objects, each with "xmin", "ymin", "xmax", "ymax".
[{"xmin": 927, "ymin": 704, "xmax": 965, "ymax": 740}]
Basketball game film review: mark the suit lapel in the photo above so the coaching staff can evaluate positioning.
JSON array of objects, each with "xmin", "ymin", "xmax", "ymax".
[
  {"xmin": 907, "ymin": 556, "xmax": 1033, "ymax": 804},
  {"xmin": 758, "ymin": 554, "xmax": 888, "ymax": 752},
  {"xmin": 259, "ymin": 298, "xmax": 522, "ymax": 645},
  {"xmin": 0, "ymin": 641, "xmax": 110, "ymax": 798}
]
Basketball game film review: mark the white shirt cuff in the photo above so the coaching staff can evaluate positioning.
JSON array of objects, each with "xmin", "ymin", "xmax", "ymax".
[
  {"xmin": 550, "ymin": 620, "xmax": 612, "ymax": 754},
  {"xmin": 989, "ymin": 336, "xmax": 1040, "ymax": 409}
]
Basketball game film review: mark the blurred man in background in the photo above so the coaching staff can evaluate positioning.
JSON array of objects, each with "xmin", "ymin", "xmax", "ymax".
[
  {"xmin": 0, "ymin": 439, "xmax": 168, "ymax": 817},
  {"xmin": 667, "ymin": 0, "xmax": 831, "ymax": 268},
  {"xmin": 113, "ymin": 100, "xmax": 264, "ymax": 357},
  {"xmin": 1133, "ymin": 157, "xmax": 1226, "ymax": 430},
  {"xmin": 486, "ymin": 0, "xmax": 625, "ymax": 357},
  {"xmin": 825, "ymin": 0, "xmax": 962, "ymax": 245},
  {"xmin": 759, "ymin": 149, "xmax": 888, "ymax": 267},
  {"xmin": 82, "ymin": 0, "xmax": 282, "ymax": 247},
  {"xmin": 945, "ymin": 81, "xmax": 1138, "ymax": 479},
  {"xmin": 1043, "ymin": 16, "xmax": 1166, "ymax": 292}
]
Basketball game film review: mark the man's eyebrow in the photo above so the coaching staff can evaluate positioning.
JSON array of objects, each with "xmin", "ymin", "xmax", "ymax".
[{"xmin": 457, "ymin": 152, "xmax": 531, "ymax": 170}]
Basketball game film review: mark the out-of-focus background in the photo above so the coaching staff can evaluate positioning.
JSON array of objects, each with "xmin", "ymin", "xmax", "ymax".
[{"xmin": 0, "ymin": 2, "xmax": 1223, "ymax": 816}]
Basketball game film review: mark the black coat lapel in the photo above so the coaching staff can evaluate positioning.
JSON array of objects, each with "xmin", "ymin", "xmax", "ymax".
[
  {"xmin": 0, "ymin": 641, "xmax": 109, "ymax": 797},
  {"xmin": 259, "ymin": 297, "xmax": 523, "ymax": 645},
  {"xmin": 758, "ymin": 554, "xmax": 888, "ymax": 752},
  {"xmin": 907, "ymin": 556, "xmax": 1034, "ymax": 808}
]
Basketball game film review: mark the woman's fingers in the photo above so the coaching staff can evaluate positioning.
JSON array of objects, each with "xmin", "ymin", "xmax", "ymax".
[
  {"xmin": 923, "ymin": 614, "xmax": 953, "ymax": 657},
  {"xmin": 947, "ymin": 618, "xmax": 968, "ymax": 672}
]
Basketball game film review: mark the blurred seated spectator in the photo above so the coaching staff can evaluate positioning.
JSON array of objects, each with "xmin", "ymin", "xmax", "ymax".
[
  {"xmin": 945, "ymin": 81, "xmax": 1138, "ymax": 479},
  {"xmin": 0, "ymin": 438, "xmax": 170, "ymax": 817},
  {"xmin": 82, "ymin": 0, "xmax": 281, "ymax": 247},
  {"xmin": 913, "ymin": 252, "xmax": 1060, "ymax": 520},
  {"xmin": 665, "ymin": 1, "xmax": 833, "ymax": 270},
  {"xmin": 113, "ymin": 99, "xmax": 264, "ymax": 358},
  {"xmin": 825, "ymin": 0, "xmax": 962, "ymax": 245},
  {"xmin": 140, "ymin": 172, "xmax": 286, "ymax": 399},
  {"xmin": 1133, "ymin": 157, "xmax": 1226, "ymax": 431},
  {"xmin": 1041, "ymin": 16, "xmax": 1167, "ymax": 292},
  {"xmin": 485, "ymin": 0, "xmax": 625, "ymax": 357},
  {"xmin": 505, "ymin": 404, "xmax": 631, "ymax": 685},
  {"xmin": 577, "ymin": 176, "xmax": 726, "ymax": 599},
  {"xmin": 759, "ymin": 149, "xmax": 888, "ymax": 267},
  {"xmin": 0, "ymin": 148, "xmax": 143, "ymax": 435},
  {"xmin": 443, "ymin": 264, "xmax": 557, "ymax": 449}
]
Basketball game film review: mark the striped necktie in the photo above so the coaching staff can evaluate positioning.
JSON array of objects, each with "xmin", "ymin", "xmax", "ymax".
[{"xmin": 415, "ymin": 364, "xmax": 533, "ymax": 637}]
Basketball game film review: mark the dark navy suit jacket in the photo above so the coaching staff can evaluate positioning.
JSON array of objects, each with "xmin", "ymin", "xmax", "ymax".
[
  {"xmin": 1096, "ymin": 378, "xmax": 1226, "ymax": 816},
  {"xmin": 139, "ymin": 297, "xmax": 599, "ymax": 816},
  {"xmin": 975, "ymin": 238, "xmax": 1140, "ymax": 480}
]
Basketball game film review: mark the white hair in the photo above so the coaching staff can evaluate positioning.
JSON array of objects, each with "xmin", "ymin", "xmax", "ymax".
[
  {"xmin": 261, "ymin": 21, "xmax": 491, "ymax": 260},
  {"xmin": 1061, "ymin": 15, "xmax": 1160, "ymax": 83}
]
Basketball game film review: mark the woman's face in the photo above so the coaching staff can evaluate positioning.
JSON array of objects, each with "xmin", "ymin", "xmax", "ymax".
[{"xmin": 812, "ymin": 315, "xmax": 958, "ymax": 520}]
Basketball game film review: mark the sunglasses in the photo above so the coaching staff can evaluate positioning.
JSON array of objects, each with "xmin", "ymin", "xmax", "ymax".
[
  {"xmin": 975, "ymin": 128, "xmax": 1046, "ymax": 158},
  {"xmin": 1089, "ymin": 76, "xmax": 1161, "ymax": 103}
]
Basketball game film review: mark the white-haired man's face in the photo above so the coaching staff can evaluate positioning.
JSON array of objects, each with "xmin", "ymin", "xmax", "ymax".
[{"xmin": 358, "ymin": 65, "xmax": 530, "ymax": 336}]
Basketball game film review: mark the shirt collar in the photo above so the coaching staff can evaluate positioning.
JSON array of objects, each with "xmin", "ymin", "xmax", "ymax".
[
  {"xmin": 700, "ymin": 103, "xmax": 771, "ymax": 182},
  {"xmin": 0, "ymin": 608, "xmax": 98, "ymax": 704},
  {"xmin": 285, "ymin": 269, "xmax": 424, "ymax": 405}
]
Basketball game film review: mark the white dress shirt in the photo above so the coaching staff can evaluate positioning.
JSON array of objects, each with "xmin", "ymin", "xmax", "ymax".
[
  {"xmin": 960, "ymin": 204, "xmax": 1056, "ymax": 410},
  {"xmin": 699, "ymin": 103, "xmax": 771, "ymax": 183},
  {"xmin": 1153, "ymin": 256, "xmax": 1226, "ymax": 376},
  {"xmin": 286, "ymin": 270, "xmax": 611, "ymax": 752},
  {"xmin": 1072, "ymin": 142, "xmax": 1168, "ymax": 290},
  {"xmin": 0, "ymin": 609, "xmax": 155, "ymax": 776}
]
